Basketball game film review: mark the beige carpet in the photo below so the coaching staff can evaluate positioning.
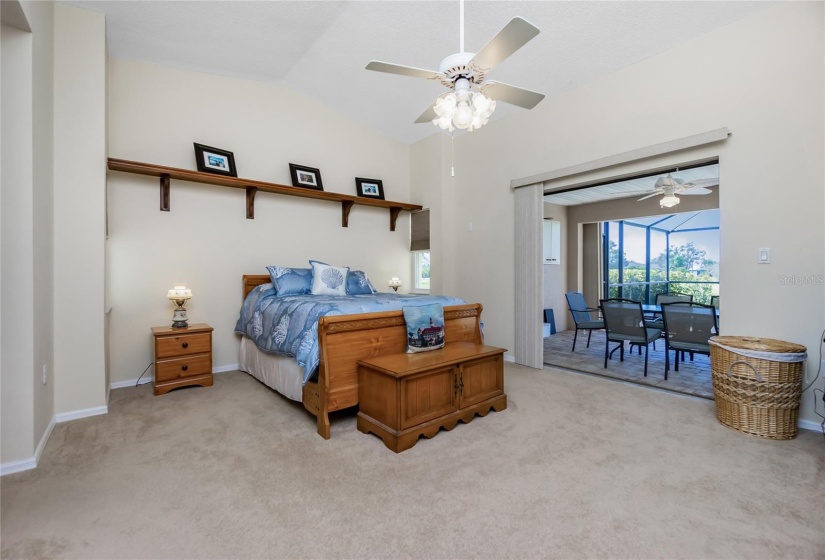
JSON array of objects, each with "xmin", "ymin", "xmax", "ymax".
[{"xmin": 2, "ymin": 365, "xmax": 823, "ymax": 559}]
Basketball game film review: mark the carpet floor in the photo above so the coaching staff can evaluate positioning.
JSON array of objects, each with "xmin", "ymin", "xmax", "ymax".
[{"xmin": 2, "ymin": 365, "xmax": 823, "ymax": 559}]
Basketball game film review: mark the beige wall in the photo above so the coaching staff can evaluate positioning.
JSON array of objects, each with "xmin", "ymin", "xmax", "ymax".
[
  {"xmin": 106, "ymin": 59, "xmax": 412, "ymax": 383},
  {"xmin": 26, "ymin": 0, "xmax": 55, "ymax": 466},
  {"xmin": 542, "ymin": 202, "xmax": 568, "ymax": 332},
  {"xmin": 411, "ymin": 2, "xmax": 824, "ymax": 425},
  {"xmin": 1, "ymin": 0, "xmax": 55, "ymax": 466},
  {"xmin": 1, "ymin": 20, "xmax": 36, "ymax": 463},
  {"xmin": 53, "ymin": 3, "xmax": 107, "ymax": 414}
]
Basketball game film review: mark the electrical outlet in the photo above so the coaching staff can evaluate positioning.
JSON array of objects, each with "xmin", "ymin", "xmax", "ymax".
[{"xmin": 42, "ymin": 364, "xmax": 48, "ymax": 385}]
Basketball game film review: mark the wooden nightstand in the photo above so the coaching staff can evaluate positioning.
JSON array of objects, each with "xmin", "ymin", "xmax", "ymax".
[{"xmin": 151, "ymin": 323, "xmax": 213, "ymax": 396}]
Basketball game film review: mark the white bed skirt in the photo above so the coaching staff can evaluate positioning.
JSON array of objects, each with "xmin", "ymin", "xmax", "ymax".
[{"xmin": 238, "ymin": 335, "xmax": 304, "ymax": 402}]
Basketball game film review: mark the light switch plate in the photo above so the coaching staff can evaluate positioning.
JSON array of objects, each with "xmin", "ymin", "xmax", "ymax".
[{"xmin": 758, "ymin": 248, "xmax": 771, "ymax": 264}]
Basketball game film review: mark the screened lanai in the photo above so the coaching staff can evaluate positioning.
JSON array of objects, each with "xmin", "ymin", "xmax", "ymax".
[
  {"xmin": 604, "ymin": 209, "xmax": 720, "ymax": 306},
  {"xmin": 542, "ymin": 162, "xmax": 721, "ymax": 398}
]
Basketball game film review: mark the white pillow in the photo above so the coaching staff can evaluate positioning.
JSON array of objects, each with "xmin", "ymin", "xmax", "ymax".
[{"xmin": 310, "ymin": 262, "xmax": 349, "ymax": 296}]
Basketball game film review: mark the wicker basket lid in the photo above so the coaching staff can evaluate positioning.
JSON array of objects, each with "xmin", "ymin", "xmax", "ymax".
[{"xmin": 709, "ymin": 336, "xmax": 807, "ymax": 354}]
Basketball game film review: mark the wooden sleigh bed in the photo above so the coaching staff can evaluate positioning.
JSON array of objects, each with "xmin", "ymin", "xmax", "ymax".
[{"xmin": 242, "ymin": 275, "xmax": 484, "ymax": 439}]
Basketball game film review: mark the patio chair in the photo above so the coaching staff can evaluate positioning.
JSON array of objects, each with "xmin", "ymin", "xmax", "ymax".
[
  {"xmin": 655, "ymin": 293, "xmax": 694, "ymax": 305},
  {"xmin": 660, "ymin": 302, "xmax": 718, "ymax": 380},
  {"xmin": 565, "ymin": 292, "xmax": 604, "ymax": 352},
  {"xmin": 710, "ymin": 295, "xmax": 720, "ymax": 309},
  {"xmin": 600, "ymin": 298, "xmax": 663, "ymax": 377}
]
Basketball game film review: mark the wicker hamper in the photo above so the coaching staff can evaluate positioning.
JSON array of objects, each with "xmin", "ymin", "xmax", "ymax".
[{"xmin": 709, "ymin": 336, "xmax": 807, "ymax": 439}]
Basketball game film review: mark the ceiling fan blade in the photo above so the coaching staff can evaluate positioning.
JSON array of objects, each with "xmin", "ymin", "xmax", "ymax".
[
  {"xmin": 468, "ymin": 17, "xmax": 540, "ymax": 73},
  {"xmin": 680, "ymin": 187, "xmax": 712, "ymax": 195},
  {"xmin": 480, "ymin": 81, "xmax": 545, "ymax": 109},
  {"xmin": 415, "ymin": 104, "xmax": 437, "ymax": 124},
  {"xmin": 681, "ymin": 178, "xmax": 719, "ymax": 189},
  {"xmin": 365, "ymin": 61, "xmax": 443, "ymax": 81},
  {"xmin": 637, "ymin": 192, "xmax": 661, "ymax": 201}
]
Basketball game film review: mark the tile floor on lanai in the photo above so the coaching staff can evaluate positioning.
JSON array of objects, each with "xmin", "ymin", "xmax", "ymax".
[{"xmin": 543, "ymin": 329, "xmax": 714, "ymax": 399}]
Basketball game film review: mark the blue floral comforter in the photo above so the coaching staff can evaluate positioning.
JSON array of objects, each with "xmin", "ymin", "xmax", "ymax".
[{"xmin": 234, "ymin": 284, "xmax": 464, "ymax": 385}]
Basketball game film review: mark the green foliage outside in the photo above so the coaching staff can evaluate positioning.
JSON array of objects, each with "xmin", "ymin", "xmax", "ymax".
[
  {"xmin": 417, "ymin": 252, "xmax": 430, "ymax": 289},
  {"xmin": 608, "ymin": 241, "xmax": 718, "ymax": 304}
]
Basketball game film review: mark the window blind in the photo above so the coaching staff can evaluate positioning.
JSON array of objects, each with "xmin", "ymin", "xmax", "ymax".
[{"xmin": 410, "ymin": 209, "xmax": 430, "ymax": 251}]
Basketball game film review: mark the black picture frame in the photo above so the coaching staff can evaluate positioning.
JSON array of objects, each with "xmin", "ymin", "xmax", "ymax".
[
  {"xmin": 193, "ymin": 143, "xmax": 237, "ymax": 177},
  {"xmin": 289, "ymin": 163, "xmax": 324, "ymax": 191},
  {"xmin": 355, "ymin": 177, "xmax": 385, "ymax": 200}
]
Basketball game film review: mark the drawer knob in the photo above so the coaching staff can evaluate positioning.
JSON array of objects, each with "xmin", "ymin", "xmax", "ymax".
[
  {"xmin": 182, "ymin": 342, "xmax": 189, "ymax": 349},
  {"xmin": 181, "ymin": 365, "xmax": 188, "ymax": 372}
]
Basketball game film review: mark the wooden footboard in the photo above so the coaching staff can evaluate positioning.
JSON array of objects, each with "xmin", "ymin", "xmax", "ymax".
[{"xmin": 242, "ymin": 274, "xmax": 483, "ymax": 439}]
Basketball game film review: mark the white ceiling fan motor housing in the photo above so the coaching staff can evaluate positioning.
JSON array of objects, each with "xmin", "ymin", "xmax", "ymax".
[{"xmin": 438, "ymin": 52, "xmax": 487, "ymax": 88}]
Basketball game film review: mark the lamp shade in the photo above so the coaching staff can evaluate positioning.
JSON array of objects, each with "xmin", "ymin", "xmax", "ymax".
[
  {"xmin": 167, "ymin": 285, "xmax": 192, "ymax": 300},
  {"xmin": 388, "ymin": 278, "xmax": 402, "ymax": 289}
]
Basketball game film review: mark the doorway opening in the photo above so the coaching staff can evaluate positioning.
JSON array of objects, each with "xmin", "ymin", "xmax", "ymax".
[{"xmin": 542, "ymin": 162, "xmax": 720, "ymax": 398}]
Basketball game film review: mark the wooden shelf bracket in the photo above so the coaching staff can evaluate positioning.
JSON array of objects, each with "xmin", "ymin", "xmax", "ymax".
[
  {"xmin": 341, "ymin": 200, "xmax": 354, "ymax": 228},
  {"xmin": 246, "ymin": 187, "xmax": 258, "ymax": 219},
  {"xmin": 389, "ymin": 207, "xmax": 402, "ymax": 232},
  {"xmin": 160, "ymin": 175, "xmax": 170, "ymax": 211}
]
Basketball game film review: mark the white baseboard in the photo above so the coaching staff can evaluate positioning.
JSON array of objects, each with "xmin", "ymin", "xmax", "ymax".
[
  {"xmin": 0, "ymin": 457, "xmax": 37, "ymax": 476},
  {"xmin": 54, "ymin": 405, "xmax": 108, "ymax": 424},
  {"xmin": 504, "ymin": 354, "xmax": 515, "ymax": 363},
  {"xmin": 109, "ymin": 364, "xmax": 238, "ymax": 390},
  {"xmin": 110, "ymin": 377, "xmax": 152, "ymax": 389},
  {"xmin": 1, "ymin": 405, "xmax": 99, "ymax": 476},
  {"xmin": 798, "ymin": 418, "xmax": 824, "ymax": 433},
  {"xmin": 34, "ymin": 415, "xmax": 56, "ymax": 463}
]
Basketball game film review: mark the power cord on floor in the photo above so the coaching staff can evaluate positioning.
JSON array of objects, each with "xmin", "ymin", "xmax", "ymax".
[
  {"xmin": 135, "ymin": 362, "xmax": 153, "ymax": 387},
  {"xmin": 802, "ymin": 329, "xmax": 825, "ymax": 437}
]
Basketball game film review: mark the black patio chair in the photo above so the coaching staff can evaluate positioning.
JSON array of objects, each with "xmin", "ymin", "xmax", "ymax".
[
  {"xmin": 660, "ymin": 302, "xmax": 718, "ymax": 380},
  {"xmin": 600, "ymin": 298, "xmax": 663, "ymax": 377},
  {"xmin": 564, "ymin": 292, "xmax": 604, "ymax": 352}
]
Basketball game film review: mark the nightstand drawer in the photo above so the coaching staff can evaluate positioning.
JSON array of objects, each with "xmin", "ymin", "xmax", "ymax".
[
  {"xmin": 156, "ymin": 332, "xmax": 211, "ymax": 359},
  {"xmin": 155, "ymin": 354, "xmax": 212, "ymax": 382}
]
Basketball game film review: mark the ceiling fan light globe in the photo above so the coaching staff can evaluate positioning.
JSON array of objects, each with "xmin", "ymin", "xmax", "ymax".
[
  {"xmin": 472, "ymin": 92, "xmax": 492, "ymax": 114},
  {"xmin": 453, "ymin": 102, "xmax": 474, "ymax": 129},
  {"xmin": 433, "ymin": 115, "xmax": 453, "ymax": 131},
  {"xmin": 660, "ymin": 194, "xmax": 680, "ymax": 208}
]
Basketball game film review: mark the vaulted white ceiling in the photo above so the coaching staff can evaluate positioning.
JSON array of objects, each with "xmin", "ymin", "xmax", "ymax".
[{"xmin": 63, "ymin": 1, "xmax": 773, "ymax": 144}]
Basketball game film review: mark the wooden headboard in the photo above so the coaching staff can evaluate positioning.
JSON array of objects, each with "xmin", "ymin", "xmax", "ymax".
[{"xmin": 243, "ymin": 274, "xmax": 271, "ymax": 299}]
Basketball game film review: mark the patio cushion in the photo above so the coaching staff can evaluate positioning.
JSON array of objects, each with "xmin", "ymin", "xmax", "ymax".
[
  {"xmin": 667, "ymin": 340, "xmax": 710, "ymax": 354},
  {"xmin": 610, "ymin": 327, "xmax": 662, "ymax": 344}
]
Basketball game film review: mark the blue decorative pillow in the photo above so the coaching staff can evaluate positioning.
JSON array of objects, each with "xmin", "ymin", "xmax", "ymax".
[
  {"xmin": 403, "ymin": 303, "xmax": 446, "ymax": 353},
  {"xmin": 310, "ymin": 261, "xmax": 349, "ymax": 296},
  {"xmin": 347, "ymin": 270, "xmax": 376, "ymax": 295},
  {"xmin": 266, "ymin": 266, "xmax": 312, "ymax": 296}
]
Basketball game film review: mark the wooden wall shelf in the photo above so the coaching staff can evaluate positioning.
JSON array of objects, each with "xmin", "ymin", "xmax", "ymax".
[{"xmin": 107, "ymin": 158, "xmax": 422, "ymax": 231}]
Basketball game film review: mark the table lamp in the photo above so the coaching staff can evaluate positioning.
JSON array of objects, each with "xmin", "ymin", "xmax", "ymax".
[
  {"xmin": 388, "ymin": 278, "xmax": 402, "ymax": 292},
  {"xmin": 167, "ymin": 285, "xmax": 193, "ymax": 328}
]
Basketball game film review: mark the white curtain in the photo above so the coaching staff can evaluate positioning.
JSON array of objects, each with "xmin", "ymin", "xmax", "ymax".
[{"xmin": 514, "ymin": 183, "xmax": 544, "ymax": 368}]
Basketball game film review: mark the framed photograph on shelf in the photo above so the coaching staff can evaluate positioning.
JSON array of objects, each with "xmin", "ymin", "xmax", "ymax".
[
  {"xmin": 193, "ymin": 143, "xmax": 237, "ymax": 177},
  {"xmin": 355, "ymin": 177, "xmax": 385, "ymax": 200},
  {"xmin": 288, "ymin": 163, "xmax": 324, "ymax": 191}
]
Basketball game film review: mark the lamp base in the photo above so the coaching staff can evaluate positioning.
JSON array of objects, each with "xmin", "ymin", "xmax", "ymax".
[
  {"xmin": 171, "ymin": 307, "xmax": 189, "ymax": 329},
  {"xmin": 391, "ymin": 286, "xmax": 399, "ymax": 292}
]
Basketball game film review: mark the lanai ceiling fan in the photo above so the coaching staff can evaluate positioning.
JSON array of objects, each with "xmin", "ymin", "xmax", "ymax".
[
  {"xmin": 633, "ymin": 173, "xmax": 718, "ymax": 208},
  {"xmin": 365, "ymin": 0, "xmax": 545, "ymax": 132}
]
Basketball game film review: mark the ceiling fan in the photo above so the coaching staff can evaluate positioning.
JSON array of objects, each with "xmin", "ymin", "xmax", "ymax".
[
  {"xmin": 634, "ymin": 173, "xmax": 718, "ymax": 208},
  {"xmin": 365, "ymin": 0, "xmax": 545, "ymax": 132}
]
